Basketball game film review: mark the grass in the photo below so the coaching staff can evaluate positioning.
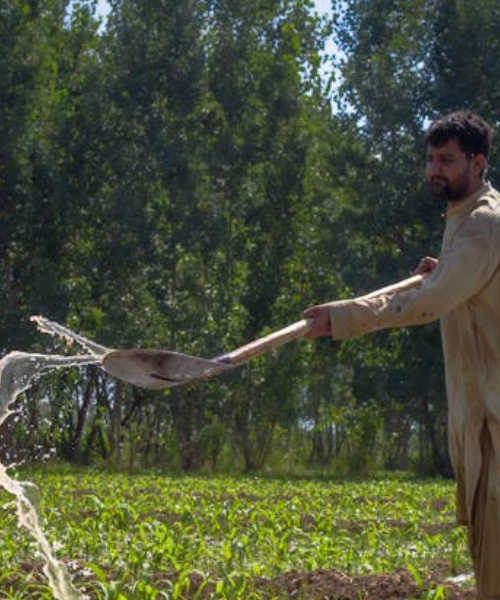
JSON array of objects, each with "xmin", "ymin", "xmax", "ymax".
[{"xmin": 0, "ymin": 468, "xmax": 471, "ymax": 599}]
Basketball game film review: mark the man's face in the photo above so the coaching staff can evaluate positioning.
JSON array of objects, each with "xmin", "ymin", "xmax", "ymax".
[{"xmin": 426, "ymin": 138, "xmax": 482, "ymax": 202}]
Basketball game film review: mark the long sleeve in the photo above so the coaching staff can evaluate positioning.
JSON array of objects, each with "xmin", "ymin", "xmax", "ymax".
[{"xmin": 327, "ymin": 187, "xmax": 500, "ymax": 340}]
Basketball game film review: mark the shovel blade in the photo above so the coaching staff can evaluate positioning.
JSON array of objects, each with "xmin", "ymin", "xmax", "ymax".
[{"xmin": 102, "ymin": 349, "xmax": 232, "ymax": 389}]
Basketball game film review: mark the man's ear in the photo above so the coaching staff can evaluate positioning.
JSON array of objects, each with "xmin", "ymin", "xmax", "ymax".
[{"xmin": 474, "ymin": 153, "xmax": 487, "ymax": 177}]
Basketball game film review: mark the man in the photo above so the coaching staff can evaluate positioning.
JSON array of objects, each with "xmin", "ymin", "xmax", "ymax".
[{"xmin": 303, "ymin": 111, "xmax": 500, "ymax": 600}]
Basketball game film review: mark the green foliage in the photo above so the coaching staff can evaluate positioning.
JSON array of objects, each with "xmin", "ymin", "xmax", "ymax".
[{"xmin": 0, "ymin": 470, "xmax": 471, "ymax": 598}]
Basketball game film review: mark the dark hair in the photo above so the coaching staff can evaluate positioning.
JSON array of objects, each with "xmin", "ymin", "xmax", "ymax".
[{"xmin": 425, "ymin": 110, "xmax": 494, "ymax": 158}]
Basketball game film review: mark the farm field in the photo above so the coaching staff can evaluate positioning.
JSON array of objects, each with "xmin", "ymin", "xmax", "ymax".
[{"xmin": 0, "ymin": 470, "xmax": 475, "ymax": 599}]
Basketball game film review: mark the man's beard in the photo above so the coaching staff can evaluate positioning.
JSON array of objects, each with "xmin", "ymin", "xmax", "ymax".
[{"xmin": 428, "ymin": 176, "xmax": 470, "ymax": 202}]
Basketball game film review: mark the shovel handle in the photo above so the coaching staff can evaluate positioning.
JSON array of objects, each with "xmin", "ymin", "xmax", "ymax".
[
  {"xmin": 361, "ymin": 273, "xmax": 423, "ymax": 299},
  {"xmin": 217, "ymin": 273, "xmax": 424, "ymax": 367},
  {"xmin": 217, "ymin": 319, "xmax": 312, "ymax": 366}
]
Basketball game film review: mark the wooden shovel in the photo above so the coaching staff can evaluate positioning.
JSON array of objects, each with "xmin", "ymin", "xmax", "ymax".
[{"xmin": 100, "ymin": 273, "xmax": 424, "ymax": 389}]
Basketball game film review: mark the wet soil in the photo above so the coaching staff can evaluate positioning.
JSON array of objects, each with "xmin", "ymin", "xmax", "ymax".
[
  {"xmin": 151, "ymin": 565, "xmax": 476, "ymax": 600},
  {"xmin": 256, "ymin": 566, "xmax": 476, "ymax": 599},
  {"xmin": 13, "ymin": 560, "xmax": 476, "ymax": 599}
]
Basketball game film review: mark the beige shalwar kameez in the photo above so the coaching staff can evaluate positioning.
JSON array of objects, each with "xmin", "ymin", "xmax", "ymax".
[{"xmin": 326, "ymin": 184, "xmax": 500, "ymax": 599}]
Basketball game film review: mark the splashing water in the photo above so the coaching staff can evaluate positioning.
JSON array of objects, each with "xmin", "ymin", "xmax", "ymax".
[
  {"xmin": 0, "ymin": 319, "xmax": 107, "ymax": 599},
  {"xmin": 30, "ymin": 316, "xmax": 111, "ymax": 356}
]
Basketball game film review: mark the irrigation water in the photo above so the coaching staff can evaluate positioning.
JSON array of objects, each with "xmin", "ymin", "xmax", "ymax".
[{"xmin": 0, "ymin": 318, "xmax": 109, "ymax": 599}]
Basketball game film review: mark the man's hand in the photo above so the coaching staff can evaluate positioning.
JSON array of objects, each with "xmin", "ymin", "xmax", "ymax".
[
  {"xmin": 303, "ymin": 304, "xmax": 332, "ymax": 338},
  {"xmin": 415, "ymin": 255, "xmax": 438, "ymax": 275}
]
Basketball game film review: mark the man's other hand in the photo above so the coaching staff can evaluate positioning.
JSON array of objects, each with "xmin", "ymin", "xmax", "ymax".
[{"xmin": 415, "ymin": 256, "xmax": 438, "ymax": 275}]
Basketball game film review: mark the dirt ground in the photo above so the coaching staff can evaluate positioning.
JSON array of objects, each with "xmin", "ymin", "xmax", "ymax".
[
  {"xmin": 152, "ymin": 565, "xmax": 476, "ymax": 599},
  {"xmin": 15, "ymin": 561, "xmax": 477, "ymax": 599},
  {"xmin": 256, "ymin": 567, "xmax": 476, "ymax": 599}
]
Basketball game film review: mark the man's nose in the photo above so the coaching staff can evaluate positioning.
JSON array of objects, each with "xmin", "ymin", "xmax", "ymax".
[{"xmin": 426, "ymin": 161, "xmax": 441, "ymax": 177}]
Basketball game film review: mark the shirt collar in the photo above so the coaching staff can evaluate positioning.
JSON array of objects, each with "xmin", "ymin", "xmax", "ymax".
[{"xmin": 446, "ymin": 182, "xmax": 491, "ymax": 218}]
